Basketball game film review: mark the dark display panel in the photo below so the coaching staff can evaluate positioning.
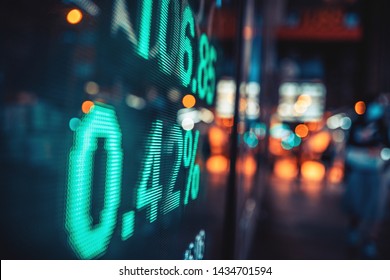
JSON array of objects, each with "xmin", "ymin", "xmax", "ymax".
[{"xmin": 0, "ymin": 0, "xmax": 239, "ymax": 259}]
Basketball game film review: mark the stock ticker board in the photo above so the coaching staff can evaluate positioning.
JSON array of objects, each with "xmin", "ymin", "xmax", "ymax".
[{"xmin": 0, "ymin": 0, "xmax": 228, "ymax": 259}]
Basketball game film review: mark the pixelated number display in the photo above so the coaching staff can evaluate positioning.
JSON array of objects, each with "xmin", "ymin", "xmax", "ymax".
[
  {"xmin": 111, "ymin": 0, "xmax": 217, "ymax": 105},
  {"xmin": 66, "ymin": 104, "xmax": 201, "ymax": 259}
]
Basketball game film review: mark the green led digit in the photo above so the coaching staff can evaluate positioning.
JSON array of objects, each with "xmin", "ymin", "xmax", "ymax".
[
  {"xmin": 191, "ymin": 165, "xmax": 200, "ymax": 200},
  {"xmin": 207, "ymin": 45, "xmax": 217, "ymax": 105},
  {"xmin": 158, "ymin": 0, "xmax": 180, "ymax": 74},
  {"xmin": 179, "ymin": 6, "xmax": 195, "ymax": 87},
  {"xmin": 66, "ymin": 104, "xmax": 123, "ymax": 259},
  {"xmin": 136, "ymin": 120, "xmax": 163, "ymax": 223},
  {"xmin": 121, "ymin": 211, "xmax": 135, "ymax": 241},
  {"xmin": 111, "ymin": 0, "xmax": 135, "ymax": 44},
  {"xmin": 197, "ymin": 34, "xmax": 209, "ymax": 100},
  {"xmin": 163, "ymin": 125, "xmax": 183, "ymax": 214},
  {"xmin": 138, "ymin": 0, "xmax": 153, "ymax": 59}
]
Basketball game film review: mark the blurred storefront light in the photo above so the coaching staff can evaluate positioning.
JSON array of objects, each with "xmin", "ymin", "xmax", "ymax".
[
  {"xmin": 278, "ymin": 82, "xmax": 326, "ymax": 122},
  {"xmin": 216, "ymin": 79, "xmax": 236, "ymax": 118},
  {"xmin": 244, "ymin": 82, "xmax": 261, "ymax": 121}
]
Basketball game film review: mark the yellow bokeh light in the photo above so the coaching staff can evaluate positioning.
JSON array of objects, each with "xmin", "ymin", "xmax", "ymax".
[
  {"xmin": 182, "ymin": 94, "xmax": 196, "ymax": 108},
  {"xmin": 67, "ymin": 9, "xmax": 83, "ymax": 25},
  {"xmin": 355, "ymin": 101, "xmax": 366, "ymax": 115}
]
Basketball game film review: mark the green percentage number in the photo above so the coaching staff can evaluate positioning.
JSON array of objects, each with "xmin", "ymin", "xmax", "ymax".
[{"xmin": 134, "ymin": 122, "xmax": 201, "ymax": 222}]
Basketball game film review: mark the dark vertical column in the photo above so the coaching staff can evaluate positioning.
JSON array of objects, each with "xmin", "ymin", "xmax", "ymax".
[
  {"xmin": 259, "ymin": 0, "xmax": 285, "ymax": 110},
  {"xmin": 362, "ymin": 0, "xmax": 390, "ymax": 97},
  {"xmin": 222, "ymin": 0, "xmax": 246, "ymax": 260},
  {"xmin": 259, "ymin": 0, "xmax": 285, "ymax": 164}
]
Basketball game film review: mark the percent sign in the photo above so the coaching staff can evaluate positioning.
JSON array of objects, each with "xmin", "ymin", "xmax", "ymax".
[{"xmin": 183, "ymin": 129, "xmax": 200, "ymax": 205}]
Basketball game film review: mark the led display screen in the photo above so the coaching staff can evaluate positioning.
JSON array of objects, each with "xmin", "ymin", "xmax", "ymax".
[{"xmin": 0, "ymin": 0, "xmax": 245, "ymax": 259}]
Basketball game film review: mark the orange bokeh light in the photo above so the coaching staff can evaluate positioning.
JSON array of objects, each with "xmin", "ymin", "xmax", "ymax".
[
  {"xmin": 208, "ymin": 126, "xmax": 227, "ymax": 154},
  {"xmin": 295, "ymin": 124, "xmax": 309, "ymax": 138},
  {"xmin": 222, "ymin": 118, "xmax": 234, "ymax": 128},
  {"xmin": 238, "ymin": 155, "xmax": 257, "ymax": 177},
  {"xmin": 82, "ymin": 101, "xmax": 94, "ymax": 114},
  {"xmin": 355, "ymin": 101, "xmax": 366, "ymax": 115},
  {"xmin": 301, "ymin": 161, "xmax": 326, "ymax": 181},
  {"xmin": 308, "ymin": 131, "xmax": 331, "ymax": 153},
  {"xmin": 67, "ymin": 9, "xmax": 83, "ymax": 25},
  {"xmin": 243, "ymin": 26, "xmax": 253, "ymax": 40},
  {"xmin": 182, "ymin": 94, "xmax": 196, "ymax": 108},
  {"xmin": 273, "ymin": 158, "xmax": 298, "ymax": 180},
  {"xmin": 306, "ymin": 122, "xmax": 320, "ymax": 132},
  {"xmin": 269, "ymin": 137, "xmax": 287, "ymax": 156},
  {"xmin": 206, "ymin": 155, "xmax": 229, "ymax": 174},
  {"xmin": 328, "ymin": 165, "xmax": 344, "ymax": 184}
]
